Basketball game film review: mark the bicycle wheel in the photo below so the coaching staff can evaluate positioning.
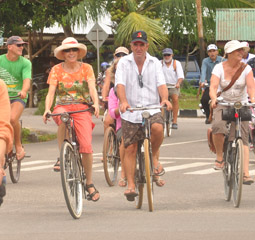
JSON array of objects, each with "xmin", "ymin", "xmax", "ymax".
[
  {"xmin": 8, "ymin": 152, "xmax": 21, "ymax": 183},
  {"xmin": 60, "ymin": 141, "xmax": 83, "ymax": 219},
  {"xmin": 232, "ymin": 138, "xmax": 244, "ymax": 208},
  {"xmin": 167, "ymin": 110, "xmax": 173, "ymax": 137},
  {"xmin": 222, "ymin": 140, "xmax": 232, "ymax": 201},
  {"xmin": 144, "ymin": 139, "xmax": 154, "ymax": 212},
  {"xmin": 135, "ymin": 143, "xmax": 144, "ymax": 209},
  {"xmin": 103, "ymin": 127, "xmax": 119, "ymax": 186}
]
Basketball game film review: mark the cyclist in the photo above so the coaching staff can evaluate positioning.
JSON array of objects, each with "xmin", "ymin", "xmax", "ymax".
[
  {"xmin": 210, "ymin": 40, "xmax": 255, "ymax": 185},
  {"xmin": 0, "ymin": 79, "xmax": 14, "ymax": 206},
  {"xmin": 241, "ymin": 42, "xmax": 255, "ymax": 64},
  {"xmin": 96, "ymin": 62, "xmax": 110, "ymax": 95},
  {"xmin": 200, "ymin": 44, "xmax": 223, "ymax": 124},
  {"xmin": 101, "ymin": 47, "xmax": 129, "ymax": 132},
  {"xmin": 115, "ymin": 30, "xmax": 171, "ymax": 201},
  {"xmin": 161, "ymin": 48, "xmax": 184, "ymax": 129},
  {"xmin": 0, "ymin": 36, "xmax": 31, "ymax": 161},
  {"xmin": 43, "ymin": 37, "xmax": 100, "ymax": 202}
]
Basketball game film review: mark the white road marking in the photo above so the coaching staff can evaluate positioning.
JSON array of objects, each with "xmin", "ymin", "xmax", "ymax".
[
  {"xmin": 21, "ymin": 160, "xmax": 55, "ymax": 166},
  {"xmin": 162, "ymin": 139, "xmax": 207, "ymax": 147},
  {"xmin": 185, "ymin": 168, "xmax": 217, "ymax": 175},
  {"xmin": 163, "ymin": 162, "xmax": 211, "ymax": 172}
]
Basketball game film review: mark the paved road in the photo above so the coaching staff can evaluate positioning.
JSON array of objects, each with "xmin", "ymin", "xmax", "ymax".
[{"xmin": 1, "ymin": 115, "xmax": 255, "ymax": 240}]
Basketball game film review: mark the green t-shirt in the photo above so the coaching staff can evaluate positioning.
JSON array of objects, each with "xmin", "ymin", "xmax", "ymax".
[{"xmin": 0, "ymin": 54, "xmax": 32, "ymax": 103}]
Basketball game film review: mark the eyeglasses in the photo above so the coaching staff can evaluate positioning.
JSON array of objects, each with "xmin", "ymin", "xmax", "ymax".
[
  {"xmin": 115, "ymin": 52, "xmax": 127, "ymax": 58},
  {"xmin": 16, "ymin": 44, "xmax": 25, "ymax": 47},
  {"xmin": 163, "ymin": 54, "xmax": 171, "ymax": 57},
  {"xmin": 138, "ymin": 74, "xmax": 143, "ymax": 88},
  {"xmin": 63, "ymin": 48, "xmax": 79, "ymax": 53}
]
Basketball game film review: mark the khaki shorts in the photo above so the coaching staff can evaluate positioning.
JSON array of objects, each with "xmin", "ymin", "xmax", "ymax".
[
  {"xmin": 121, "ymin": 112, "xmax": 164, "ymax": 148},
  {"xmin": 168, "ymin": 87, "xmax": 180, "ymax": 98},
  {"xmin": 211, "ymin": 105, "xmax": 249, "ymax": 146}
]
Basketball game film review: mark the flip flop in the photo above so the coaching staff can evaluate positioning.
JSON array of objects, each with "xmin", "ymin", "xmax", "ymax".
[
  {"xmin": 154, "ymin": 162, "xmax": 165, "ymax": 176},
  {"xmin": 213, "ymin": 160, "xmax": 224, "ymax": 170},
  {"xmin": 16, "ymin": 147, "xmax": 25, "ymax": 161},
  {"xmin": 243, "ymin": 175, "xmax": 254, "ymax": 185},
  {"xmin": 124, "ymin": 189, "xmax": 138, "ymax": 201},
  {"xmin": 53, "ymin": 158, "xmax": 60, "ymax": 172},
  {"xmin": 153, "ymin": 176, "xmax": 165, "ymax": 187},
  {"xmin": 118, "ymin": 177, "xmax": 127, "ymax": 187}
]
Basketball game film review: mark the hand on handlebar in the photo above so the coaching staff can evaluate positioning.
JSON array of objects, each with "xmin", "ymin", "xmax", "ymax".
[
  {"xmin": 210, "ymin": 98, "xmax": 218, "ymax": 109},
  {"xmin": 161, "ymin": 100, "xmax": 172, "ymax": 111},
  {"xmin": 120, "ymin": 102, "xmax": 131, "ymax": 113},
  {"xmin": 18, "ymin": 90, "xmax": 27, "ymax": 99},
  {"xmin": 43, "ymin": 110, "xmax": 52, "ymax": 124}
]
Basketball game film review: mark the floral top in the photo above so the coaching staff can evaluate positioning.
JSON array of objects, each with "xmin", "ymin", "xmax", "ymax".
[{"xmin": 47, "ymin": 62, "xmax": 95, "ymax": 105}]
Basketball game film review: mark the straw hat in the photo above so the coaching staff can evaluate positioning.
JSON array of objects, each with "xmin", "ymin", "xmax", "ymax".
[
  {"xmin": 224, "ymin": 40, "xmax": 249, "ymax": 54},
  {"xmin": 54, "ymin": 37, "xmax": 87, "ymax": 60}
]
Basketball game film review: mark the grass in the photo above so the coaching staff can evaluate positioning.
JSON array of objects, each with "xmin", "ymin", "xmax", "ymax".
[{"xmin": 22, "ymin": 128, "xmax": 57, "ymax": 143}]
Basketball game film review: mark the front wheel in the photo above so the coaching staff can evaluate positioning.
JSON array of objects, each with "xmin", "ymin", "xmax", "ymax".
[
  {"xmin": 103, "ymin": 127, "xmax": 119, "ymax": 186},
  {"xmin": 9, "ymin": 153, "xmax": 21, "ymax": 183},
  {"xmin": 223, "ymin": 140, "xmax": 232, "ymax": 201},
  {"xmin": 144, "ymin": 139, "xmax": 153, "ymax": 212},
  {"xmin": 232, "ymin": 139, "xmax": 244, "ymax": 208},
  {"xmin": 135, "ymin": 143, "xmax": 144, "ymax": 209},
  {"xmin": 60, "ymin": 141, "xmax": 83, "ymax": 219}
]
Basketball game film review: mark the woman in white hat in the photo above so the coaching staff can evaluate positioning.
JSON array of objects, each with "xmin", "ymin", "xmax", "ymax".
[
  {"xmin": 210, "ymin": 40, "xmax": 255, "ymax": 184},
  {"xmin": 43, "ymin": 37, "xmax": 100, "ymax": 201}
]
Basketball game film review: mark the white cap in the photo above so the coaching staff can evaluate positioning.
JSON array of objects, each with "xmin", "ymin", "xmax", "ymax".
[
  {"xmin": 241, "ymin": 41, "xmax": 250, "ymax": 52},
  {"xmin": 224, "ymin": 40, "xmax": 250, "ymax": 54},
  {"xmin": 207, "ymin": 44, "xmax": 218, "ymax": 51}
]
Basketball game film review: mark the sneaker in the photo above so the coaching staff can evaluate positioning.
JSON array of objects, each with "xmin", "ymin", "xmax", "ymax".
[{"xmin": 172, "ymin": 123, "xmax": 178, "ymax": 129}]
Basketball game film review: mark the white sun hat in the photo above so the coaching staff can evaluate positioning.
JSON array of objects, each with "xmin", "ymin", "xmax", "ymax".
[
  {"xmin": 207, "ymin": 44, "xmax": 218, "ymax": 51},
  {"xmin": 54, "ymin": 37, "xmax": 87, "ymax": 60},
  {"xmin": 224, "ymin": 40, "xmax": 249, "ymax": 54}
]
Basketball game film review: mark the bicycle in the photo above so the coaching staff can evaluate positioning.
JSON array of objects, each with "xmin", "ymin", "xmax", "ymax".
[
  {"xmin": 162, "ymin": 84, "xmax": 174, "ymax": 137},
  {"xmin": 103, "ymin": 121, "xmax": 120, "ymax": 186},
  {"xmin": 127, "ymin": 105, "xmax": 164, "ymax": 212},
  {"xmin": 218, "ymin": 97, "xmax": 254, "ymax": 208},
  {"xmin": 46, "ymin": 105, "xmax": 93, "ymax": 219},
  {"xmin": 4, "ymin": 95, "xmax": 24, "ymax": 183}
]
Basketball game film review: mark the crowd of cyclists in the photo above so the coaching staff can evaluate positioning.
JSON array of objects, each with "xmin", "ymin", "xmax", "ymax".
[{"xmin": 1, "ymin": 31, "xmax": 255, "ymax": 206}]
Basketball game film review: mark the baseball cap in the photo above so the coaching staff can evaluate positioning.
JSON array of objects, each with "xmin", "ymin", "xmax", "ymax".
[
  {"xmin": 241, "ymin": 41, "xmax": 250, "ymax": 52},
  {"xmin": 207, "ymin": 44, "xmax": 218, "ymax": 51},
  {"xmin": 6, "ymin": 36, "xmax": 27, "ymax": 46},
  {"xmin": 131, "ymin": 31, "xmax": 148, "ymax": 43},
  {"xmin": 162, "ymin": 48, "xmax": 173, "ymax": 55},
  {"xmin": 114, "ymin": 46, "xmax": 129, "ymax": 56}
]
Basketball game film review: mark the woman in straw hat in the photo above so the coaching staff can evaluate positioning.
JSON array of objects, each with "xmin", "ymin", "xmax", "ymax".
[
  {"xmin": 210, "ymin": 40, "xmax": 255, "ymax": 184},
  {"xmin": 43, "ymin": 37, "xmax": 100, "ymax": 201}
]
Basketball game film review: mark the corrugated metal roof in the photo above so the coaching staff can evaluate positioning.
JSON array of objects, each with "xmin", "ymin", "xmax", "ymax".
[{"xmin": 216, "ymin": 8, "xmax": 255, "ymax": 41}]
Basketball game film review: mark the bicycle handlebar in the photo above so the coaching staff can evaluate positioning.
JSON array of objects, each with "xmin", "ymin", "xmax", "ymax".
[
  {"xmin": 127, "ymin": 105, "xmax": 164, "ymax": 111},
  {"xmin": 46, "ymin": 107, "xmax": 94, "ymax": 119},
  {"xmin": 9, "ymin": 94, "xmax": 21, "ymax": 99}
]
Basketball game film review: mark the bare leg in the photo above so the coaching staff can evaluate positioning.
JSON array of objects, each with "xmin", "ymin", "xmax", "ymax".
[
  {"xmin": 0, "ymin": 139, "xmax": 6, "ymax": 185},
  {"xmin": 119, "ymin": 139, "xmax": 126, "ymax": 179},
  {"xmin": 82, "ymin": 153, "xmax": 100, "ymax": 201},
  {"xmin": 171, "ymin": 94, "xmax": 179, "ymax": 124},
  {"xmin": 243, "ymin": 145, "xmax": 250, "ymax": 177},
  {"xmin": 212, "ymin": 133, "xmax": 224, "ymax": 167},
  {"xmin": 57, "ymin": 123, "xmax": 66, "ymax": 150},
  {"xmin": 103, "ymin": 111, "xmax": 114, "ymax": 133}
]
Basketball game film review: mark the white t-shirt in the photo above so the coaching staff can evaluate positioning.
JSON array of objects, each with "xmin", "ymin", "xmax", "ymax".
[
  {"xmin": 212, "ymin": 62, "xmax": 252, "ymax": 103},
  {"xmin": 162, "ymin": 60, "xmax": 184, "ymax": 85},
  {"xmin": 241, "ymin": 53, "xmax": 255, "ymax": 64}
]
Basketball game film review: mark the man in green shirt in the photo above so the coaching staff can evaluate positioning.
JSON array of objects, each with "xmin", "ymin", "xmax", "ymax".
[{"xmin": 0, "ymin": 36, "xmax": 31, "ymax": 160}]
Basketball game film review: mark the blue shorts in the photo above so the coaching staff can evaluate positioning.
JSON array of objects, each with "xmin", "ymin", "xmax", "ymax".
[{"xmin": 10, "ymin": 99, "xmax": 26, "ymax": 108}]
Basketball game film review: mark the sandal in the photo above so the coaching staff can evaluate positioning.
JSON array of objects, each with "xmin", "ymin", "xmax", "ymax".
[
  {"xmin": 16, "ymin": 147, "xmax": 25, "ymax": 161},
  {"xmin": 118, "ymin": 177, "xmax": 127, "ymax": 187},
  {"xmin": 213, "ymin": 160, "xmax": 224, "ymax": 170},
  {"xmin": 53, "ymin": 158, "xmax": 60, "ymax": 172},
  {"xmin": 243, "ymin": 175, "xmax": 254, "ymax": 185},
  {"xmin": 85, "ymin": 184, "xmax": 100, "ymax": 202},
  {"xmin": 153, "ymin": 176, "xmax": 165, "ymax": 187},
  {"xmin": 124, "ymin": 188, "xmax": 138, "ymax": 202},
  {"xmin": 154, "ymin": 162, "xmax": 165, "ymax": 176}
]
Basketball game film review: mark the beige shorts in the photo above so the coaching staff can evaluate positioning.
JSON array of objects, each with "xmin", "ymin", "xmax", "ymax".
[
  {"xmin": 168, "ymin": 87, "xmax": 180, "ymax": 98},
  {"xmin": 211, "ymin": 105, "xmax": 249, "ymax": 146}
]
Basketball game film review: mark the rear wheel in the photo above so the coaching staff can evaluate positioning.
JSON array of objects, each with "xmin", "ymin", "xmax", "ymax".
[
  {"xmin": 144, "ymin": 139, "xmax": 153, "ymax": 212},
  {"xmin": 103, "ymin": 127, "xmax": 119, "ymax": 186},
  {"xmin": 60, "ymin": 141, "xmax": 83, "ymax": 219},
  {"xmin": 163, "ymin": 109, "xmax": 172, "ymax": 137},
  {"xmin": 223, "ymin": 140, "xmax": 232, "ymax": 201},
  {"xmin": 232, "ymin": 139, "xmax": 244, "ymax": 208}
]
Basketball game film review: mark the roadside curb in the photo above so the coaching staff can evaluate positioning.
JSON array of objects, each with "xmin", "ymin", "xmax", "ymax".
[{"xmin": 179, "ymin": 109, "xmax": 205, "ymax": 118}]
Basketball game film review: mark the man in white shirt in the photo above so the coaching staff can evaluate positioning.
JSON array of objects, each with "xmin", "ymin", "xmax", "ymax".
[
  {"xmin": 241, "ymin": 42, "xmax": 255, "ymax": 64},
  {"xmin": 161, "ymin": 48, "xmax": 184, "ymax": 129},
  {"xmin": 115, "ymin": 30, "xmax": 171, "ymax": 201}
]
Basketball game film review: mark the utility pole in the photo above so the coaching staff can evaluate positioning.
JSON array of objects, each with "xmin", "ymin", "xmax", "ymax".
[{"xmin": 196, "ymin": 0, "xmax": 205, "ymax": 66}]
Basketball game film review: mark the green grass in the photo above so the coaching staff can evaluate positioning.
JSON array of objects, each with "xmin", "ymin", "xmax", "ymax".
[{"xmin": 22, "ymin": 128, "xmax": 57, "ymax": 143}]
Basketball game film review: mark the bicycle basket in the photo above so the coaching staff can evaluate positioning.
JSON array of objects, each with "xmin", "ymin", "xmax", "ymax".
[{"xmin": 222, "ymin": 107, "xmax": 251, "ymax": 121}]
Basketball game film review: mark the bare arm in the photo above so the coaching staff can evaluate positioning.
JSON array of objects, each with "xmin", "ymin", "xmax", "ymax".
[
  {"xmin": 246, "ymin": 70, "xmax": 255, "ymax": 103},
  {"xmin": 19, "ymin": 78, "xmax": 30, "ymax": 99},
  {"xmin": 101, "ymin": 69, "xmax": 111, "ymax": 100},
  {"xmin": 209, "ymin": 74, "xmax": 220, "ymax": 108},
  {"xmin": 175, "ymin": 78, "xmax": 183, "ymax": 88},
  {"xmin": 158, "ymin": 84, "xmax": 172, "ymax": 110},
  {"xmin": 43, "ymin": 84, "xmax": 56, "ymax": 123},
  {"xmin": 116, "ymin": 84, "xmax": 130, "ymax": 113},
  {"xmin": 88, "ymin": 80, "xmax": 99, "ymax": 118}
]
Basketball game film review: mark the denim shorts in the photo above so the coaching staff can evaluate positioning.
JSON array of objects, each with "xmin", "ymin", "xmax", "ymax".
[{"xmin": 10, "ymin": 99, "xmax": 26, "ymax": 108}]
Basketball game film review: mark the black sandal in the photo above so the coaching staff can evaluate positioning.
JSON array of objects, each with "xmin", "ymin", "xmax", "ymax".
[
  {"xmin": 53, "ymin": 158, "xmax": 60, "ymax": 172},
  {"xmin": 85, "ymin": 184, "xmax": 100, "ymax": 202}
]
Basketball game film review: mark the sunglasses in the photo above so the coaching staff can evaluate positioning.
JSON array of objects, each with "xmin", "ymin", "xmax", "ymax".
[
  {"xmin": 16, "ymin": 44, "xmax": 25, "ymax": 47},
  {"xmin": 163, "ymin": 54, "xmax": 171, "ymax": 57},
  {"xmin": 115, "ymin": 52, "xmax": 127, "ymax": 58},
  {"xmin": 63, "ymin": 48, "xmax": 79, "ymax": 53},
  {"xmin": 138, "ymin": 74, "xmax": 143, "ymax": 88}
]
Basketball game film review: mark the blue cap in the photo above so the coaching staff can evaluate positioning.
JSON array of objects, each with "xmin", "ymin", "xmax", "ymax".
[{"xmin": 162, "ymin": 48, "xmax": 173, "ymax": 55}]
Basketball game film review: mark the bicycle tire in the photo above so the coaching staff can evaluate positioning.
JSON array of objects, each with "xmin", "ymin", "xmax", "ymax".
[
  {"xmin": 232, "ymin": 138, "xmax": 244, "ymax": 208},
  {"xmin": 144, "ymin": 139, "xmax": 154, "ymax": 212},
  {"xmin": 103, "ymin": 127, "xmax": 119, "ymax": 186},
  {"xmin": 222, "ymin": 140, "xmax": 232, "ymax": 201},
  {"xmin": 135, "ymin": 143, "xmax": 144, "ymax": 209},
  {"xmin": 9, "ymin": 153, "xmax": 21, "ymax": 183},
  {"xmin": 60, "ymin": 141, "xmax": 83, "ymax": 219},
  {"xmin": 167, "ymin": 110, "xmax": 173, "ymax": 137}
]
